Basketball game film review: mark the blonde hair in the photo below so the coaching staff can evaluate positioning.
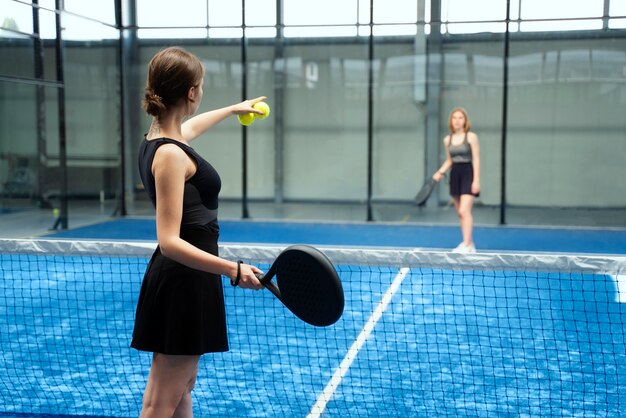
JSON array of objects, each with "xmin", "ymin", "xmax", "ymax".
[{"xmin": 448, "ymin": 107, "xmax": 471, "ymax": 134}]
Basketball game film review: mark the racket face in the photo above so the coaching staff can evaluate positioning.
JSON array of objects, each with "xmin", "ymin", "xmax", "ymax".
[
  {"xmin": 415, "ymin": 179, "xmax": 435, "ymax": 206},
  {"xmin": 273, "ymin": 245, "xmax": 344, "ymax": 327}
]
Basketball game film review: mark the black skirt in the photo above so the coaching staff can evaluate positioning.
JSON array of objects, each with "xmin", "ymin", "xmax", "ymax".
[
  {"xmin": 131, "ymin": 228, "xmax": 228, "ymax": 355},
  {"xmin": 449, "ymin": 162, "xmax": 479, "ymax": 197}
]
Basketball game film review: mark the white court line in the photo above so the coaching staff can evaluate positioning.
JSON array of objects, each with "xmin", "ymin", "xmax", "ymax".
[{"xmin": 307, "ymin": 267, "xmax": 410, "ymax": 418}]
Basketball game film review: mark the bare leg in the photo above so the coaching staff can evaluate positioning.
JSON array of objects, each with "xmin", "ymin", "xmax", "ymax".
[
  {"xmin": 172, "ymin": 389, "xmax": 194, "ymax": 418},
  {"xmin": 451, "ymin": 196, "xmax": 460, "ymax": 213},
  {"xmin": 456, "ymin": 194, "xmax": 475, "ymax": 246},
  {"xmin": 140, "ymin": 353, "xmax": 200, "ymax": 418},
  {"xmin": 451, "ymin": 196, "xmax": 462, "ymax": 243}
]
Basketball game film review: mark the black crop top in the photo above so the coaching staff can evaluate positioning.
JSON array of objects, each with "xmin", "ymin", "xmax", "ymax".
[{"xmin": 138, "ymin": 137, "xmax": 221, "ymax": 232}]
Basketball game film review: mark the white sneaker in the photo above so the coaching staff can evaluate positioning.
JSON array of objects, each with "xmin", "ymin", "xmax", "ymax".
[{"xmin": 452, "ymin": 242, "xmax": 476, "ymax": 254}]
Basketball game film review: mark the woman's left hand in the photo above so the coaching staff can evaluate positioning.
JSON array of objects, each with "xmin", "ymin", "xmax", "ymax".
[{"xmin": 471, "ymin": 181, "xmax": 480, "ymax": 195}]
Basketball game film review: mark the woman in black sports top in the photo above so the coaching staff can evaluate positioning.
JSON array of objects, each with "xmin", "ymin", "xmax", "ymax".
[
  {"xmin": 131, "ymin": 46, "xmax": 266, "ymax": 418},
  {"xmin": 432, "ymin": 107, "xmax": 481, "ymax": 253}
]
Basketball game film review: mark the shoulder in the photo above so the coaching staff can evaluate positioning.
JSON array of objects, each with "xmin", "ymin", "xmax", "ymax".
[
  {"xmin": 152, "ymin": 142, "xmax": 193, "ymax": 173},
  {"xmin": 154, "ymin": 142, "xmax": 188, "ymax": 160},
  {"xmin": 467, "ymin": 131, "xmax": 479, "ymax": 143},
  {"xmin": 443, "ymin": 135, "xmax": 451, "ymax": 145}
]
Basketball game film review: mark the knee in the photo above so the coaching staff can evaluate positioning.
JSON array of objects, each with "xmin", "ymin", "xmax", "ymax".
[
  {"xmin": 178, "ymin": 374, "xmax": 196, "ymax": 405},
  {"xmin": 141, "ymin": 380, "xmax": 195, "ymax": 416},
  {"xmin": 457, "ymin": 207, "xmax": 472, "ymax": 220},
  {"xmin": 141, "ymin": 401, "xmax": 176, "ymax": 418},
  {"xmin": 184, "ymin": 378, "xmax": 196, "ymax": 396},
  {"xmin": 180, "ymin": 390, "xmax": 192, "ymax": 406},
  {"xmin": 142, "ymin": 387, "xmax": 193, "ymax": 417}
]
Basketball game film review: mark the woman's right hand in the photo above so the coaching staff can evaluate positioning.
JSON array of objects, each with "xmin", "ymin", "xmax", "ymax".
[
  {"xmin": 233, "ymin": 262, "xmax": 264, "ymax": 290},
  {"xmin": 232, "ymin": 96, "xmax": 267, "ymax": 117},
  {"xmin": 432, "ymin": 171, "xmax": 444, "ymax": 182}
]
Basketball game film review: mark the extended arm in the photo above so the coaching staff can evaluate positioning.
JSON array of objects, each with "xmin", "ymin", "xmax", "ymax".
[{"xmin": 181, "ymin": 96, "xmax": 267, "ymax": 142}]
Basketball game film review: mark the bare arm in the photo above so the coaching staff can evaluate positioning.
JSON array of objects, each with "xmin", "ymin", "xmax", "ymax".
[
  {"xmin": 152, "ymin": 144, "xmax": 262, "ymax": 289},
  {"xmin": 181, "ymin": 96, "xmax": 267, "ymax": 142},
  {"xmin": 468, "ymin": 132, "xmax": 480, "ymax": 194},
  {"xmin": 433, "ymin": 135, "xmax": 453, "ymax": 182}
]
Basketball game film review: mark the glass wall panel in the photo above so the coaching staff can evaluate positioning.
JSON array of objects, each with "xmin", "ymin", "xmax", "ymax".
[
  {"xmin": 506, "ymin": 35, "xmax": 626, "ymax": 223},
  {"xmin": 0, "ymin": 80, "xmax": 64, "ymax": 227},
  {"xmin": 62, "ymin": 14, "xmax": 119, "ymax": 40},
  {"xmin": 243, "ymin": 0, "xmax": 277, "ymax": 27},
  {"xmin": 0, "ymin": 29, "xmax": 35, "ymax": 78},
  {"xmin": 0, "ymin": 8, "xmax": 58, "ymax": 82},
  {"xmin": 442, "ymin": 0, "xmax": 506, "ymax": 22},
  {"xmin": 138, "ymin": 27, "xmax": 208, "ymax": 39},
  {"xmin": 284, "ymin": 0, "xmax": 357, "ymax": 25},
  {"xmin": 137, "ymin": 0, "xmax": 207, "ymax": 27},
  {"xmin": 372, "ymin": 40, "xmax": 426, "ymax": 203},
  {"xmin": 519, "ymin": 0, "xmax": 604, "ymax": 31},
  {"xmin": 1, "ymin": 1, "xmax": 34, "ymax": 34},
  {"xmin": 281, "ymin": 41, "xmax": 369, "ymax": 202},
  {"xmin": 611, "ymin": 0, "xmax": 626, "ymax": 15},
  {"xmin": 609, "ymin": 19, "xmax": 626, "ymax": 30},
  {"xmin": 0, "ymin": 81, "xmax": 39, "ymax": 205},
  {"xmin": 64, "ymin": 0, "xmax": 117, "ymax": 26},
  {"xmin": 520, "ymin": 0, "xmax": 604, "ymax": 20},
  {"xmin": 208, "ymin": 1, "xmax": 240, "ymax": 27},
  {"xmin": 246, "ymin": 42, "xmax": 277, "ymax": 200},
  {"xmin": 372, "ymin": 0, "xmax": 418, "ymax": 24},
  {"xmin": 38, "ymin": 9, "xmax": 58, "ymax": 76},
  {"xmin": 62, "ymin": 40, "xmax": 120, "ymax": 200}
]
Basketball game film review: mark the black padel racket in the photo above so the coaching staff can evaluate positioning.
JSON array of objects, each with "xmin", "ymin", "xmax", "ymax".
[
  {"xmin": 414, "ymin": 178, "xmax": 437, "ymax": 206},
  {"xmin": 257, "ymin": 245, "xmax": 344, "ymax": 327}
]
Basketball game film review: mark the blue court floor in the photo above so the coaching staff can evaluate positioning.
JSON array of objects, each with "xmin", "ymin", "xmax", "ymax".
[{"xmin": 44, "ymin": 217, "xmax": 626, "ymax": 255}]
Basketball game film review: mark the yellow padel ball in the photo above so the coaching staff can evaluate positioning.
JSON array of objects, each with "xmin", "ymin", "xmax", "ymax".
[
  {"xmin": 253, "ymin": 101, "xmax": 270, "ymax": 119},
  {"xmin": 237, "ymin": 113, "xmax": 255, "ymax": 126}
]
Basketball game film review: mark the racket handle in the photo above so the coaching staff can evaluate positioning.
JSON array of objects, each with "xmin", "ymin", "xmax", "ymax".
[{"xmin": 256, "ymin": 274, "xmax": 281, "ymax": 299}]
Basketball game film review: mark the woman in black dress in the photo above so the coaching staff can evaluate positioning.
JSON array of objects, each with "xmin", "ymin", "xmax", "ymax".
[{"xmin": 131, "ymin": 46, "xmax": 265, "ymax": 418}]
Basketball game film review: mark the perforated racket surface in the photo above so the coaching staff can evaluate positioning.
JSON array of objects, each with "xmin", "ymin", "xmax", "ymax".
[{"xmin": 258, "ymin": 245, "xmax": 344, "ymax": 327}]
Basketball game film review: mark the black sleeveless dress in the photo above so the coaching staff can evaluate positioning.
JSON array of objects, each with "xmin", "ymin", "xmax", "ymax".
[{"xmin": 131, "ymin": 137, "xmax": 228, "ymax": 355}]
